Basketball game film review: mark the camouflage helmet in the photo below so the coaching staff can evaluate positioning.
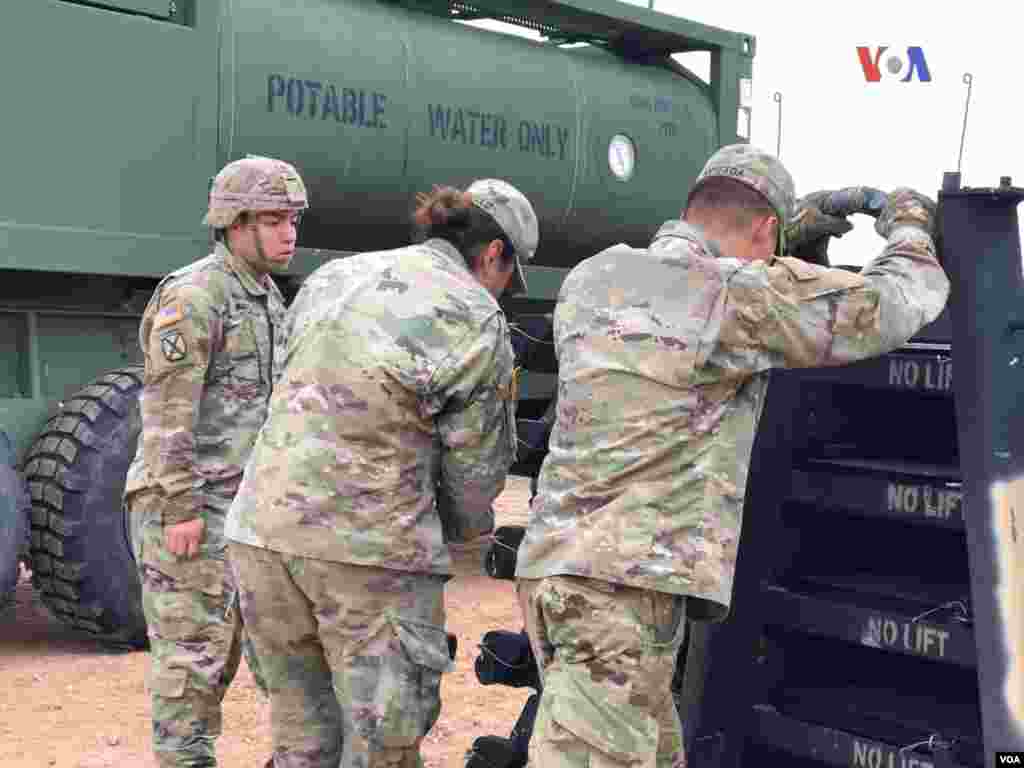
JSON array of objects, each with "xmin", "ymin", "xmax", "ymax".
[
  {"xmin": 688, "ymin": 143, "xmax": 795, "ymax": 256},
  {"xmin": 204, "ymin": 155, "xmax": 308, "ymax": 229}
]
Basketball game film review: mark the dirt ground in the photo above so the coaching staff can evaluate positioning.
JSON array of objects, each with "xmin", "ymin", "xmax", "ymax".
[{"xmin": 0, "ymin": 477, "xmax": 535, "ymax": 768}]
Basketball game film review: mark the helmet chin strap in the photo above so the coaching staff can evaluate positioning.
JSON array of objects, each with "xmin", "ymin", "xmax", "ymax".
[{"xmin": 242, "ymin": 222, "xmax": 285, "ymax": 277}]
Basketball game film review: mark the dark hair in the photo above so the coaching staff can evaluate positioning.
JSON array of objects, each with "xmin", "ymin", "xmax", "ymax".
[
  {"xmin": 684, "ymin": 177, "xmax": 776, "ymax": 230},
  {"xmin": 412, "ymin": 186, "xmax": 515, "ymax": 270}
]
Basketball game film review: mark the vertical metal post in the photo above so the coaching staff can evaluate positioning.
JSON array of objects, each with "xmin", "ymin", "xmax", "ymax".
[
  {"xmin": 25, "ymin": 311, "xmax": 43, "ymax": 400},
  {"xmin": 957, "ymin": 74, "xmax": 973, "ymax": 174},
  {"xmin": 773, "ymin": 92, "xmax": 782, "ymax": 158},
  {"xmin": 942, "ymin": 172, "xmax": 1024, "ymax": 760},
  {"xmin": 710, "ymin": 46, "xmax": 750, "ymax": 148}
]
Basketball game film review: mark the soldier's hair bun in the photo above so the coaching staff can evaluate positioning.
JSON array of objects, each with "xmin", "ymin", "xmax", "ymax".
[
  {"xmin": 414, "ymin": 186, "xmax": 474, "ymax": 230},
  {"xmin": 411, "ymin": 184, "xmax": 513, "ymax": 269}
]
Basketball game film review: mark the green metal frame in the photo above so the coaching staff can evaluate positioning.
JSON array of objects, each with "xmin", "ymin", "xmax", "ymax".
[{"xmin": 391, "ymin": 0, "xmax": 754, "ymax": 148}]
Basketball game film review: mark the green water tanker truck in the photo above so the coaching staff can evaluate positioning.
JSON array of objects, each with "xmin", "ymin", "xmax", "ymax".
[{"xmin": 0, "ymin": 0, "xmax": 753, "ymax": 644}]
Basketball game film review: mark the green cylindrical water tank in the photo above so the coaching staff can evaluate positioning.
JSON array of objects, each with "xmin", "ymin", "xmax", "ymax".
[{"xmin": 218, "ymin": 0, "xmax": 720, "ymax": 268}]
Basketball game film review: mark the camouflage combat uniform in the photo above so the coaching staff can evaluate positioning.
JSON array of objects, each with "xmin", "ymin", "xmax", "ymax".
[
  {"xmin": 515, "ymin": 145, "xmax": 951, "ymax": 768},
  {"xmin": 225, "ymin": 180, "xmax": 538, "ymax": 768},
  {"xmin": 125, "ymin": 155, "xmax": 307, "ymax": 768}
]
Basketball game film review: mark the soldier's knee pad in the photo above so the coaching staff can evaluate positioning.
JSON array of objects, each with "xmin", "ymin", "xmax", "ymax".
[{"xmin": 474, "ymin": 629, "xmax": 540, "ymax": 690}]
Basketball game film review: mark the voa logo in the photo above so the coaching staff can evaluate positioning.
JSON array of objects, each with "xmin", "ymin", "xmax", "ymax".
[{"xmin": 856, "ymin": 46, "xmax": 932, "ymax": 82}]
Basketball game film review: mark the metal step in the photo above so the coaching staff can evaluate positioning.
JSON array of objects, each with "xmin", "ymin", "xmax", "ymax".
[
  {"xmin": 762, "ymin": 585, "xmax": 975, "ymax": 668},
  {"xmin": 751, "ymin": 706, "xmax": 975, "ymax": 768},
  {"xmin": 791, "ymin": 571, "xmax": 971, "ymax": 611},
  {"xmin": 796, "ymin": 350, "xmax": 953, "ymax": 395},
  {"xmin": 790, "ymin": 460, "xmax": 963, "ymax": 530}
]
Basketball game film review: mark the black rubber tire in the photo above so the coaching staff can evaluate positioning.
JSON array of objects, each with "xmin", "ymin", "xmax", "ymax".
[
  {"xmin": 0, "ymin": 431, "xmax": 29, "ymax": 608},
  {"xmin": 22, "ymin": 367, "xmax": 147, "ymax": 648}
]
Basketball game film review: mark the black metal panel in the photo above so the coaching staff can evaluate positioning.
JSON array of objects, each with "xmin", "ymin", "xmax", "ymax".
[
  {"xmin": 914, "ymin": 304, "xmax": 953, "ymax": 345},
  {"xmin": 942, "ymin": 175, "xmax": 1024, "ymax": 760},
  {"xmin": 797, "ymin": 382, "xmax": 960, "ymax": 469},
  {"xmin": 762, "ymin": 630, "xmax": 984, "ymax": 765},
  {"xmin": 679, "ymin": 370, "xmax": 804, "ymax": 768}
]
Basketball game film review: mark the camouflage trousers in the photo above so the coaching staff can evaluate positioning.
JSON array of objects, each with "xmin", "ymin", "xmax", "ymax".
[
  {"xmin": 129, "ymin": 491, "xmax": 266, "ymax": 768},
  {"xmin": 518, "ymin": 576, "xmax": 687, "ymax": 768},
  {"xmin": 228, "ymin": 541, "xmax": 453, "ymax": 768}
]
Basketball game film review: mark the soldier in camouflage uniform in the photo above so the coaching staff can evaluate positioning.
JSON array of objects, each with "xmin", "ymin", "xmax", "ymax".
[
  {"xmin": 225, "ymin": 179, "xmax": 538, "ymax": 768},
  {"xmin": 515, "ymin": 144, "xmax": 951, "ymax": 768},
  {"xmin": 124, "ymin": 155, "xmax": 309, "ymax": 768}
]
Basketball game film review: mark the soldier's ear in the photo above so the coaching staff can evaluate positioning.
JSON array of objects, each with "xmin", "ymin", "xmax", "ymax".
[
  {"xmin": 752, "ymin": 214, "xmax": 778, "ymax": 259},
  {"xmin": 481, "ymin": 240, "xmax": 507, "ymax": 273}
]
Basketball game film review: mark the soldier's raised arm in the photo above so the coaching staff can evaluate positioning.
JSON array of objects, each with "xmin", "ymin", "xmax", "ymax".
[
  {"xmin": 434, "ymin": 311, "xmax": 517, "ymax": 544},
  {"xmin": 719, "ymin": 188, "xmax": 949, "ymax": 370}
]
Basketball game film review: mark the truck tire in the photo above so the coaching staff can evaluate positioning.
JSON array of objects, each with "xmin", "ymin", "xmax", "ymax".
[
  {"xmin": 0, "ymin": 431, "xmax": 29, "ymax": 609},
  {"xmin": 22, "ymin": 367, "xmax": 147, "ymax": 648}
]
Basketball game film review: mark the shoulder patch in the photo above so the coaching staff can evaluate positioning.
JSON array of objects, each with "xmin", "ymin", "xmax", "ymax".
[
  {"xmin": 154, "ymin": 301, "xmax": 185, "ymax": 330},
  {"xmin": 159, "ymin": 329, "xmax": 189, "ymax": 363}
]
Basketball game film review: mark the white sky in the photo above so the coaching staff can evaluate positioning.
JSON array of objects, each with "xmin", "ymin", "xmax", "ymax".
[
  {"xmin": 475, "ymin": 2, "xmax": 1020, "ymax": 266},
  {"xmin": 642, "ymin": 0, "xmax": 1020, "ymax": 266}
]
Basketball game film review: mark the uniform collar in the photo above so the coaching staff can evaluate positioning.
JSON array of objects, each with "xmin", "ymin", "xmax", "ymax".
[
  {"xmin": 217, "ymin": 242, "xmax": 269, "ymax": 297},
  {"xmin": 422, "ymin": 237, "xmax": 469, "ymax": 270},
  {"xmin": 422, "ymin": 238, "xmax": 502, "ymax": 309},
  {"xmin": 651, "ymin": 219, "xmax": 722, "ymax": 259}
]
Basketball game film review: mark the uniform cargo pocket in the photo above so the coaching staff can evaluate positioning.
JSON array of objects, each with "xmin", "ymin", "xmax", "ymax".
[
  {"xmin": 545, "ymin": 665, "xmax": 658, "ymax": 761},
  {"xmin": 147, "ymin": 666, "xmax": 188, "ymax": 699},
  {"xmin": 373, "ymin": 616, "xmax": 454, "ymax": 748},
  {"xmin": 149, "ymin": 554, "xmax": 225, "ymax": 601}
]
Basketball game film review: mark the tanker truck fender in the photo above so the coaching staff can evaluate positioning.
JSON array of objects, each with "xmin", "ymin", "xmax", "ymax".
[
  {"xmin": 0, "ymin": 430, "xmax": 30, "ymax": 610},
  {"xmin": 21, "ymin": 367, "xmax": 147, "ymax": 649}
]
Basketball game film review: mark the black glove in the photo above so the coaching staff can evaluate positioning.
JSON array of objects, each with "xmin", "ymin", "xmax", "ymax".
[{"xmin": 785, "ymin": 187, "xmax": 887, "ymax": 266}]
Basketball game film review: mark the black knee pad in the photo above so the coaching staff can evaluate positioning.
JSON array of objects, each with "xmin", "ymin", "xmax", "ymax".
[
  {"xmin": 484, "ymin": 526, "xmax": 525, "ymax": 581},
  {"xmin": 465, "ymin": 735, "xmax": 525, "ymax": 768},
  {"xmin": 474, "ymin": 629, "xmax": 540, "ymax": 690}
]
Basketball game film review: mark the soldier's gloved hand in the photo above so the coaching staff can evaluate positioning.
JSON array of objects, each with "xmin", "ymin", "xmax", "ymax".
[
  {"xmin": 874, "ymin": 187, "xmax": 937, "ymax": 239},
  {"xmin": 808, "ymin": 187, "xmax": 888, "ymax": 219},
  {"xmin": 785, "ymin": 187, "xmax": 889, "ymax": 266},
  {"xmin": 165, "ymin": 517, "xmax": 205, "ymax": 558},
  {"xmin": 785, "ymin": 196, "xmax": 853, "ymax": 267}
]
